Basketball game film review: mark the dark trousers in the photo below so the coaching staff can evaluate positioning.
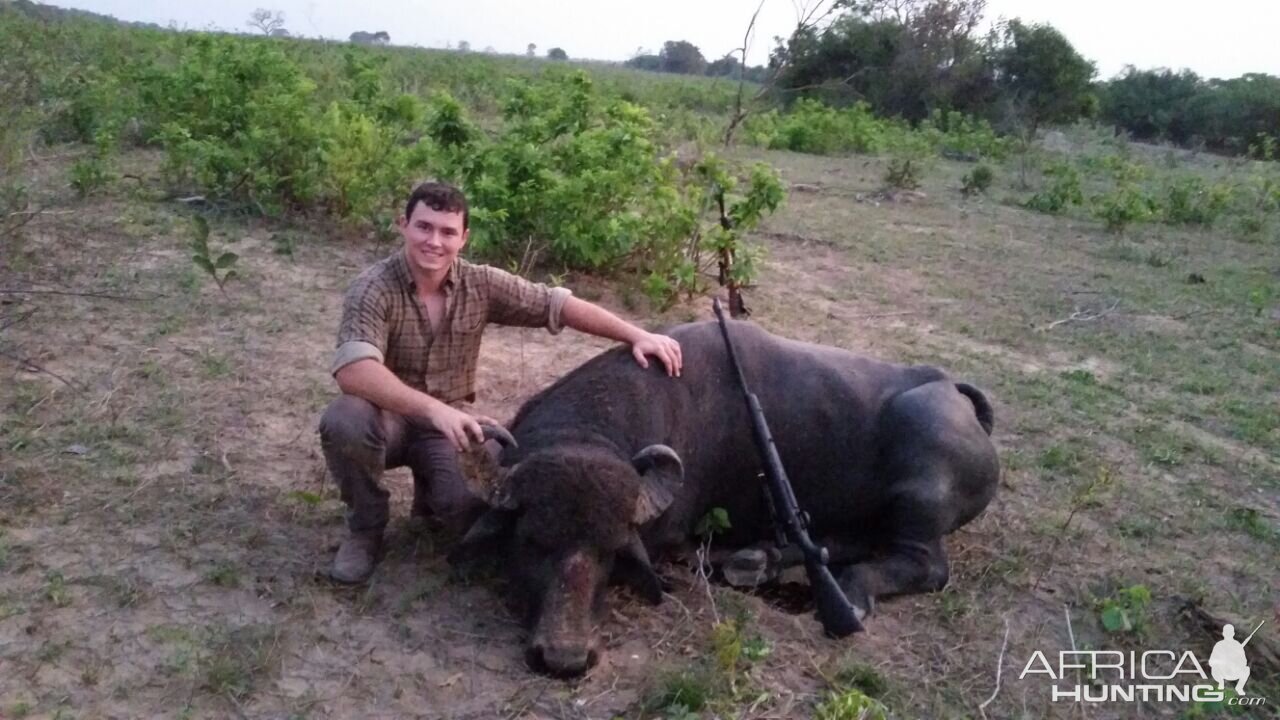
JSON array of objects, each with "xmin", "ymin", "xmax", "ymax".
[{"xmin": 318, "ymin": 394, "xmax": 483, "ymax": 533}]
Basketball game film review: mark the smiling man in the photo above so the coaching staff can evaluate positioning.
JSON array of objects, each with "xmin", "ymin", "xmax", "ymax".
[{"xmin": 319, "ymin": 181, "xmax": 683, "ymax": 584}]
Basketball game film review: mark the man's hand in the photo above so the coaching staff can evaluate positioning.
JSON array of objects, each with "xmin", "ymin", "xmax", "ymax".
[
  {"xmin": 422, "ymin": 402, "xmax": 487, "ymax": 452},
  {"xmin": 631, "ymin": 332, "xmax": 683, "ymax": 377}
]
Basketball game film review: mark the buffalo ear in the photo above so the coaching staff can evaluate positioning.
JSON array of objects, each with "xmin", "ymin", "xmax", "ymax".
[
  {"xmin": 631, "ymin": 444, "xmax": 684, "ymax": 526},
  {"xmin": 447, "ymin": 508, "xmax": 517, "ymax": 567},
  {"xmin": 613, "ymin": 534, "xmax": 665, "ymax": 605}
]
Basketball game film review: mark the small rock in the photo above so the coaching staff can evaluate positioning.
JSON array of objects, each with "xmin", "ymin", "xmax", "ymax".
[{"xmin": 64, "ymin": 444, "xmax": 90, "ymax": 456}]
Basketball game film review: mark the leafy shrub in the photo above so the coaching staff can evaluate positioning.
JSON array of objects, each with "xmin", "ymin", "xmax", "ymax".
[
  {"xmin": 919, "ymin": 109, "xmax": 1011, "ymax": 160},
  {"xmin": 316, "ymin": 100, "xmax": 429, "ymax": 228},
  {"xmin": 424, "ymin": 73, "xmax": 781, "ymax": 305},
  {"xmin": 1231, "ymin": 163, "xmax": 1280, "ymax": 241},
  {"xmin": 744, "ymin": 99, "xmax": 890, "ymax": 155},
  {"xmin": 1094, "ymin": 187, "xmax": 1157, "ymax": 232},
  {"xmin": 69, "ymin": 129, "xmax": 116, "ymax": 196},
  {"xmin": 815, "ymin": 688, "xmax": 890, "ymax": 720},
  {"xmin": 1025, "ymin": 161, "xmax": 1084, "ymax": 213},
  {"xmin": 1162, "ymin": 176, "xmax": 1232, "ymax": 226},
  {"xmin": 139, "ymin": 35, "xmax": 329, "ymax": 214},
  {"xmin": 1092, "ymin": 160, "xmax": 1157, "ymax": 232},
  {"xmin": 885, "ymin": 157, "xmax": 922, "ymax": 190},
  {"xmin": 961, "ymin": 165, "xmax": 995, "ymax": 196},
  {"xmin": 189, "ymin": 216, "xmax": 238, "ymax": 293},
  {"xmin": 1096, "ymin": 584, "xmax": 1152, "ymax": 635},
  {"xmin": 744, "ymin": 101, "xmax": 1009, "ymax": 160}
]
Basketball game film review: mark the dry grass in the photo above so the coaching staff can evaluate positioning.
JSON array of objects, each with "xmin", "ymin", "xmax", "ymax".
[{"xmin": 1, "ymin": 141, "xmax": 1277, "ymax": 719}]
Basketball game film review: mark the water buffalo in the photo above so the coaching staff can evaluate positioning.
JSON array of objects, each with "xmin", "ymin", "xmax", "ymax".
[{"xmin": 450, "ymin": 319, "xmax": 999, "ymax": 676}]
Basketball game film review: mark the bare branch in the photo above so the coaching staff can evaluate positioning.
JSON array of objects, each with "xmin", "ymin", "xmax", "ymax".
[
  {"xmin": 0, "ymin": 308, "xmax": 37, "ymax": 332},
  {"xmin": 1042, "ymin": 299, "xmax": 1121, "ymax": 331},
  {"xmin": 0, "ymin": 348, "xmax": 85, "ymax": 392},
  {"xmin": 0, "ymin": 288, "xmax": 165, "ymax": 301}
]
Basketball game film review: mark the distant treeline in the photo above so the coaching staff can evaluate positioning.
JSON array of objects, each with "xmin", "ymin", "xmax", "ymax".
[
  {"xmin": 625, "ymin": 40, "xmax": 770, "ymax": 83},
  {"xmin": 1098, "ymin": 68, "xmax": 1280, "ymax": 156},
  {"xmin": 629, "ymin": 0, "xmax": 1279, "ymax": 156}
]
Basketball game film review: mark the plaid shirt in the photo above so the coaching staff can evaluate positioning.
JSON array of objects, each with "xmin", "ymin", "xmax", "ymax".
[{"xmin": 331, "ymin": 249, "xmax": 572, "ymax": 404}]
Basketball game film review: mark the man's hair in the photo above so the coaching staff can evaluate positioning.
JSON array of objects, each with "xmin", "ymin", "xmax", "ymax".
[{"xmin": 405, "ymin": 181, "xmax": 469, "ymax": 230}]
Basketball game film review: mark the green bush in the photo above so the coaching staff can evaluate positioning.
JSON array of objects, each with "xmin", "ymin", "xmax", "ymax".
[
  {"xmin": 69, "ymin": 129, "xmax": 116, "ymax": 196},
  {"xmin": 1025, "ymin": 161, "xmax": 1084, "ymax": 213},
  {"xmin": 744, "ymin": 99, "xmax": 890, "ymax": 155},
  {"xmin": 1094, "ymin": 186, "xmax": 1158, "ymax": 233},
  {"xmin": 1162, "ymin": 176, "xmax": 1232, "ymax": 226},
  {"xmin": 142, "ymin": 35, "xmax": 324, "ymax": 214},
  {"xmin": 815, "ymin": 688, "xmax": 889, "ymax": 720},
  {"xmin": 961, "ymin": 165, "xmax": 995, "ymax": 196},
  {"xmin": 743, "ymin": 100, "xmax": 1009, "ymax": 160},
  {"xmin": 1, "ymin": 10, "xmax": 786, "ymax": 304},
  {"xmin": 1092, "ymin": 160, "xmax": 1157, "ymax": 233},
  {"xmin": 1096, "ymin": 584, "xmax": 1152, "ymax": 635},
  {"xmin": 919, "ymin": 109, "xmax": 1011, "ymax": 160}
]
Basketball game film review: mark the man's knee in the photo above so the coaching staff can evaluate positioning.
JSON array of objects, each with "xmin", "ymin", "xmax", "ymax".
[{"xmin": 319, "ymin": 394, "xmax": 384, "ymax": 450}]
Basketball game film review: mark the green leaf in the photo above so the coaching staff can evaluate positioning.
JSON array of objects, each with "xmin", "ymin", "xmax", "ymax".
[
  {"xmin": 192, "ymin": 256, "xmax": 216, "ymax": 275},
  {"xmin": 1100, "ymin": 605, "xmax": 1128, "ymax": 633},
  {"xmin": 287, "ymin": 490, "xmax": 323, "ymax": 506},
  {"xmin": 710, "ymin": 507, "xmax": 731, "ymax": 530},
  {"xmin": 214, "ymin": 252, "xmax": 239, "ymax": 269}
]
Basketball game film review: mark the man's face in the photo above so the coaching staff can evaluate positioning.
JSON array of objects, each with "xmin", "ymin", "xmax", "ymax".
[{"xmin": 397, "ymin": 202, "xmax": 468, "ymax": 276}]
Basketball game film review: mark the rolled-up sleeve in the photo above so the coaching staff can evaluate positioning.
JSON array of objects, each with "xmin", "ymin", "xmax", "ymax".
[
  {"xmin": 485, "ymin": 266, "xmax": 574, "ymax": 334},
  {"xmin": 331, "ymin": 274, "xmax": 390, "ymax": 375}
]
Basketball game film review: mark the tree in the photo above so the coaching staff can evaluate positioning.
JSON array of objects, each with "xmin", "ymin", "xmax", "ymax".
[
  {"xmin": 547, "ymin": 47, "xmax": 568, "ymax": 61},
  {"xmin": 527, "ymin": 43, "xmax": 537, "ymax": 57},
  {"xmin": 659, "ymin": 40, "xmax": 707, "ymax": 75},
  {"xmin": 625, "ymin": 54, "xmax": 662, "ymax": 72},
  {"xmin": 1099, "ymin": 67, "xmax": 1202, "ymax": 144},
  {"xmin": 723, "ymin": 0, "xmax": 849, "ymax": 146},
  {"xmin": 993, "ymin": 19, "xmax": 1096, "ymax": 134},
  {"xmin": 457, "ymin": 40, "xmax": 471, "ymax": 53},
  {"xmin": 706, "ymin": 54, "xmax": 740, "ymax": 77},
  {"xmin": 246, "ymin": 8, "xmax": 285, "ymax": 36},
  {"xmin": 349, "ymin": 31, "xmax": 390, "ymax": 45},
  {"xmin": 769, "ymin": 0, "xmax": 994, "ymax": 122}
]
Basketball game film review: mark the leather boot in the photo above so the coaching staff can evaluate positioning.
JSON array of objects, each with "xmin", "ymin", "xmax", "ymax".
[{"xmin": 330, "ymin": 529, "xmax": 383, "ymax": 584}]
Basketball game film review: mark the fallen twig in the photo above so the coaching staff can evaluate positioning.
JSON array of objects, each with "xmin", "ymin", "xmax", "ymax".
[
  {"xmin": 978, "ymin": 616, "xmax": 1011, "ymax": 720},
  {"xmin": 0, "ymin": 348, "xmax": 85, "ymax": 392},
  {"xmin": 0, "ymin": 308, "xmax": 37, "ymax": 332},
  {"xmin": 0, "ymin": 288, "xmax": 165, "ymax": 301},
  {"xmin": 1043, "ymin": 299, "xmax": 1120, "ymax": 330},
  {"xmin": 1065, "ymin": 605, "xmax": 1087, "ymax": 720},
  {"xmin": 845, "ymin": 310, "xmax": 920, "ymax": 320}
]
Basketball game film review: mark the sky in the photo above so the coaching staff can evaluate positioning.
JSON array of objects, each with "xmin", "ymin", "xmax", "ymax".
[{"xmin": 47, "ymin": 0, "xmax": 1280, "ymax": 81}]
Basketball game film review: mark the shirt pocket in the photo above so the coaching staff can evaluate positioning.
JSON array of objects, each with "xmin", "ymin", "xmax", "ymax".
[{"xmin": 449, "ymin": 285, "xmax": 488, "ymax": 335}]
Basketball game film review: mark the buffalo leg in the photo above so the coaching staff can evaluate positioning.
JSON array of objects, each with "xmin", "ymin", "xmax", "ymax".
[{"xmin": 836, "ymin": 532, "xmax": 949, "ymax": 620}]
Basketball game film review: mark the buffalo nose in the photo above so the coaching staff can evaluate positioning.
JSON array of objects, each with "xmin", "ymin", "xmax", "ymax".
[{"xmin": 527, "ymin": 641, "xmax": 599, "ymax": 677}]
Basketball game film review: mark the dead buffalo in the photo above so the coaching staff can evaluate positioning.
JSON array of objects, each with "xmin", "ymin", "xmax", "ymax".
[{"xmin": 451, "ymin": 319, "xmax": 999, "ymax": 677}]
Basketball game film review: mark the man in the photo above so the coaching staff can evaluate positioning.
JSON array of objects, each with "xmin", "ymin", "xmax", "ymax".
[{"xmin": 319, "ymin": 181, "xmax": 683, "ymax": 584}]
